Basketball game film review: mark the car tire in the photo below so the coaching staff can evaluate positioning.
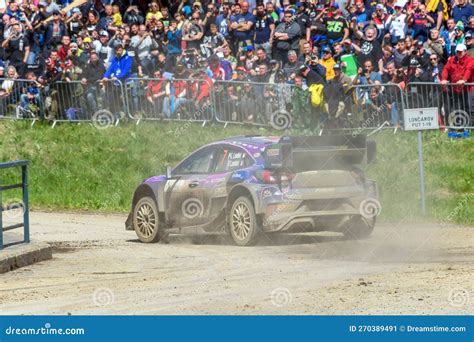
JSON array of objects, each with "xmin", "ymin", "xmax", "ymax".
[
  {"xmin": 343, "ymin": 216, "xmax": 375, "ymax": 239},
  {"xmin": 228, "ymin": 196, "xmax": 259, "ymax": 246},
  {"xmin": 133, "ymin": 196, "xmax": 162, "ymax": 243}
]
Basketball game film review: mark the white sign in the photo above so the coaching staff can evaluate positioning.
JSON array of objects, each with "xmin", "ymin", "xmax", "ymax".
[{"xmin": 404, "ymin": 107, "xmax": 440, "ymax": 131}]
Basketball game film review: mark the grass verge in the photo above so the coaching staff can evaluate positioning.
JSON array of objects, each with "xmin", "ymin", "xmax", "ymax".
[{"xmin": 0, "ymin": 120, "xmax": 472, "ymax": 225}]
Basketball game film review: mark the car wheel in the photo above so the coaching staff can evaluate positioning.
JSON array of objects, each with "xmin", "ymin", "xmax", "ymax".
[
  {"xmin": 229, "ymin": 196, "xmax": 259, "ymax": 246},
  {"xmin": 343, "ymin": 216, "xmax": 375, "ymax": 239},
  {"xmin": 133, "ymin": 196, "xmax": 162, "ymax": 243}
]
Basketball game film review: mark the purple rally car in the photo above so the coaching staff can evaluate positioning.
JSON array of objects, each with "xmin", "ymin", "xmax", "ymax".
[{"xmin": 125, "ymin": 135, "xmax": 380, "ymax": 246}]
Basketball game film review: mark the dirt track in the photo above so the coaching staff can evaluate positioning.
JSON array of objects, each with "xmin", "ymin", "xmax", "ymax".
[{"xmin": 0, "ymin": 212, "xmax": 473, "ymax": 315}]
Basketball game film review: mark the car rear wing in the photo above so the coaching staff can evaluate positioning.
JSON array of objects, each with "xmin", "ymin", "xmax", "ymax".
[{"xmin": 263, "ymin": 135, "xmax": 376, "ymax": 172}]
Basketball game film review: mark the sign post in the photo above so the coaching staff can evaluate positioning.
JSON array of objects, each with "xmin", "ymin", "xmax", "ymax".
[{"xmin": 404, "ymin": 107, "xmax": 440, "ymax": 216}]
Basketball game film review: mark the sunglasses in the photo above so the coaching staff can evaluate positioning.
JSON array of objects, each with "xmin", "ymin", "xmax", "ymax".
[{"xmin": 430, "ymin": 57, "xmax": 437, "ymax": 60}]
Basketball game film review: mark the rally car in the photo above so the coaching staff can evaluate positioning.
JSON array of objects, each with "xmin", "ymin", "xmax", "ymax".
[{"xmin": 125, "ymin": 135, "xmax": 379, "ymax": 246}]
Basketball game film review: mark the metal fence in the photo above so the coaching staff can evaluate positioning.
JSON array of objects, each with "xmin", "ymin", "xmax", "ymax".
[
  {"xmin": 1, "ymin": 77, "xmax": 472, "ymax": 130},
  {"xmin": 0, "ymin": 160, "xmax": 30, "ymax": 250},
  {"xmin": 124, "ymin": 77, "xmax": 214, "ymax": 122},
  {"xmin": 405, "ymin": 82, "xmax": 474, "ymax": 128},
  {"xmin": 0, "ymin": 78, "xmax": 43, "ymax": 120}
]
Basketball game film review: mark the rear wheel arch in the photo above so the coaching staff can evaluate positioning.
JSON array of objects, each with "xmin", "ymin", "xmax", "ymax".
[{"xmin": 226, "ymin": 185, "xmax": 262, "ymax": 225}]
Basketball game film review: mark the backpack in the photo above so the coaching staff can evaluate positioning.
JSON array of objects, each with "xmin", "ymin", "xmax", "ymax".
[
  {"xmin": 308, "ymin": 84, "xmax": 325, "ymax": 107},
  {"xmin": 220, "ymin": 60, "xmax": 233, "ymax": 80}
]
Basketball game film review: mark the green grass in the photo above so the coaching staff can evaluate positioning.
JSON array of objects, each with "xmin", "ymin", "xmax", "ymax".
[{"xmin": 0, "ymin": 121, "xmax": 472, "ymax": 225}]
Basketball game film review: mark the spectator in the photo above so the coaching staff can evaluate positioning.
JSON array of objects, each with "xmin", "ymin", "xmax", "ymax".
[
  {"xmin": 350, "ymin": 23, "xmax": 384, "ymax": 72},
  {"xmin": 273, "ymin": 10, "xmax": 300, "ymax": 63}
]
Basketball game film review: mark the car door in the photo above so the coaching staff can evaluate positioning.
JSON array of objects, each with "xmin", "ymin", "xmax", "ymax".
[
  {"xmin": 207, "ymin": 145, "xmax": 255, "ymax": 221},
  {"xmin": 164, "ymin": 146, "xmax": 220, "ymax": 227}
]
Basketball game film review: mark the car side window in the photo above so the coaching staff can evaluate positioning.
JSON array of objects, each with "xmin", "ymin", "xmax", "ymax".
[
  {"xmin": 214, "ymin": 146, "xmax": 253, "ymax": 173},
  {"xmin": 173, "ymin": 147, "xmax": 217, "ymax": 175}
]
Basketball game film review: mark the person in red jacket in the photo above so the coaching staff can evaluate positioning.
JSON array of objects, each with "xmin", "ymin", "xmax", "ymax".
[
  {"xmin": 440, "ymin": 44, "xmax": 473, "ymax": 126},
  {"xmin": 146, "ymin": 69, "xmax": 169, "ymax": 118}
]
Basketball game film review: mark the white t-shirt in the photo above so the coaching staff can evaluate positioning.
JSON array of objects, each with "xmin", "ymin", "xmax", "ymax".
[{"xmin": 389, "ymin": 13, "xmax": 407, "ymax": 39}]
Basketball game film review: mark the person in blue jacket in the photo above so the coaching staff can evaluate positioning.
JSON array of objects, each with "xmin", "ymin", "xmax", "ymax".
[
  {"xmin": 103, "ymin": 44, "xmax": 133, "ymax": 82},
  {"xmin": 102, "ymin": 44, "xmax": 132, "ymax": 116}
]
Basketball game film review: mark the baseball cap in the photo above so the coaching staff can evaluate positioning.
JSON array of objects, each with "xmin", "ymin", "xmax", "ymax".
[
  {"xmin": 72, "ymin": 8, "xmax": 81, "ymax": 14},
  {"xmin": 99, "ymin": 30, "xmax": 109, "ymax": 37},
  {"xmin": 323, "ymin": 47, "xmax": 332, "ymax": 53},
  {"xmin": 376, "ymin": 4, "xmax": 385, "ymax": 11},
  {"xmin": 83, "ymin": 37, "xmax": 92, "ymax": 43},
  {"xmin": 465, "ymin": 31, "xmax": 472, "ymax": 39},
  {"xmin": 288, "ymin": 49, "xmax": 297, "ymax": 56},
  {"xmin": 52, "ymin": 10, "xmax": 61, "ymax": 15},
  {"xmin": 455, "ymin": 43, "xmax": 467, "ymax": 52},
  {"xmin": 333, "ymin": 63, "xmax": 341, "ymax": 69}
]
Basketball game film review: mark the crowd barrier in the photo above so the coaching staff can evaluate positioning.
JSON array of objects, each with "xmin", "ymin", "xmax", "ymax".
[
  {"xmin": 123, "ymin": 77, "xmax": 214, "ymax": 122},
  {"xmin": 405, "ymin": 82, "xmax": 474, "ymax": 128},
  {"xmin": 0, "ymin": 77, "xmax": 472, "ymax": 130}
]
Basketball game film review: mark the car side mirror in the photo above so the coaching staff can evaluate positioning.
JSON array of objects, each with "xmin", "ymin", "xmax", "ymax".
[{"xmin": 166, "ymin": 165, "xmax": 172, "ymax": 179}]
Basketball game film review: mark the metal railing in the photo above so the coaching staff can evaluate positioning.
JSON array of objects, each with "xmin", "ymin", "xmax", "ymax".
[
  {"xmin": 405, "ymin": 82, "xmax": 474, "ymax": 128},
  {"xmin": 0, "ymin": 160, "xmax": 30, "ymax": 250},
  {"xmin": 0, "ymin": 78, "xmax": 43, "ymax": 121},
  {"xmin": 124, "ymin": 77, "xmax": 214, "ymax": 122},
  {"xmin": 1, "ymin": 77, "xmax": 473, "ymax": 130}
]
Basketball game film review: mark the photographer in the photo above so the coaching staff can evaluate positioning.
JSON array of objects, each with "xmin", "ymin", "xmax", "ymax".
[
  {"xmin": 130, "ymin": 24, "xmax": 160, "ymax": 76},
  {"xmin": 201, "ymin": 23, "xmax": 227, "ymax": 57},
  {"xmin": 182, "ymin": 12, "xmax": 204, "ymax": 51},
  {"xmin": 1, "ymin": 21, "xmax": 29, "ymax": 76}
]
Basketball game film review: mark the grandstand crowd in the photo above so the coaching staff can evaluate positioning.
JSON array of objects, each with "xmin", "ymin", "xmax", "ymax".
[{"xmin": 0, "ymin": 0, "xmax": 473, "ymax": 128}]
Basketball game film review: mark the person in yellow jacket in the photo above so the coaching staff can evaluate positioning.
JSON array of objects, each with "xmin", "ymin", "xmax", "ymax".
[
  {"xmin": 425, "ymin": 0, "xmax": 449, "ymax": 30},
  {"xmin": 319, "ymin": 47, "xmax": 336, "ymax": 81}
]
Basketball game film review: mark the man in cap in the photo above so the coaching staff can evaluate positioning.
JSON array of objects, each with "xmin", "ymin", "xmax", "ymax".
[
  {"xmin": 319, "ymin": 47, "xmax": 336, "ymax": 80},
  {"xmin": 440, "ymin": 43, "xmax": 474, "ymax": 125},
  {"xmin": 441, "ymin": 44, "xmax": 473, "ymax": 86},
  {"xmin": 465, "ymin": 31, "xmax": 474, "ymax": 57}
]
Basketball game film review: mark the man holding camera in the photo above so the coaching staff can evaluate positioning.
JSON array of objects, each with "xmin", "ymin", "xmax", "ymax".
[{"xmin": 1, "ymin": 20, "xmax": 29, "ymax": 76}]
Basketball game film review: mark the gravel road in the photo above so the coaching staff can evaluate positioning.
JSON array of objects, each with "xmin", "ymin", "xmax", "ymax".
[{"xmin": 1, "ymin": 212, "xmax": 472, "ymax": 315}]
